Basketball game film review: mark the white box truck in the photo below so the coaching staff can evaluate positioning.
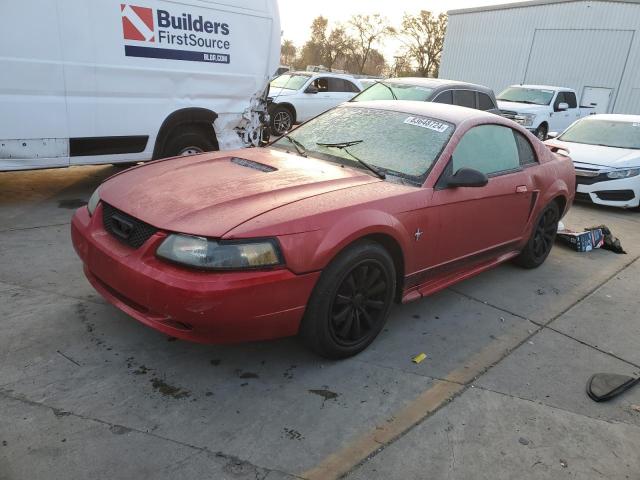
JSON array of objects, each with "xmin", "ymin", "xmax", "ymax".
[{"xmin": 0, "ymin": 0, "xmax": 280, "ymax": 171}]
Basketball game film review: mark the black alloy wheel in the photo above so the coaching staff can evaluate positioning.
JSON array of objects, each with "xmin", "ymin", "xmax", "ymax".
[
  {"xmin": 329, "ymin": 260, "xmax": 389, "ymax": 346},
  {"xmin": 514, "ymin": 202, "xmax": 560, "ymax": 269},
  {"xmin": 299, "ymin": 241, "xmax": 396, "ymax": 359},
  {"xmin": 532, "ymin": 207, "xmax": 559, "ymax": 260}
]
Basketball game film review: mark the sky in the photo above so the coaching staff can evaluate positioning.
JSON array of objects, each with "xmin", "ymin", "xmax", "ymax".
[{"xmin": 277, "ymin": 0, "xmax": 522, "ymax": 61}]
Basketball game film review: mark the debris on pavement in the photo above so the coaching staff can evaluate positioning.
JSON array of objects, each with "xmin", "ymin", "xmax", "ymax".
[
  {"xmin": 556, "ymin": 227, "xmax": 604, "ymax": 252},
  {"xmin": 308, "ymin": 389, "xmax": 339, "ymax": 401},
  {"xmin": 586, "ymin": 373, "xmax": 640, "ymax": 402},
  {"xmin": 630, "ymin": 404, "xmax": 640, "ymax": 413},
  {"xmin": 585, "ymin": 225, "xmax": 627, "ymax": 254},
  {"xmin": 412, "ymin": 353, "xmax": 427, "ymax": 364},
  {"xmin": 557, "ymin": 223, "xmax": 627, "ymax": 254}
]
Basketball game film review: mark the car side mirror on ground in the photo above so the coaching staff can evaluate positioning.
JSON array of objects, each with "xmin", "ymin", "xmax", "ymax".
[
  {"xmin": 305, "ymin": 85, "xmax": 319, "ymax": 94},
  {"xmin": 556, "ymin": 102, "xmax": 569, "ymax": 112},
  {"xmin": 446, "ymin": 167, "xmax": 489, "ymax": 188}
]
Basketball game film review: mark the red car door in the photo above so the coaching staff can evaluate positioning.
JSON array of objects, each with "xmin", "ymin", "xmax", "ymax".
[{"xmin": 429, "ymin": 124, "xmax": 536, "ymax": 272}]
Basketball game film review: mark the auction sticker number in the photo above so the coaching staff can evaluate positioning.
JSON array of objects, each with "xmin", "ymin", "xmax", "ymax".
[{"xmin": 404, "ymin": 116, "xmax": 449, "ymax": 133}]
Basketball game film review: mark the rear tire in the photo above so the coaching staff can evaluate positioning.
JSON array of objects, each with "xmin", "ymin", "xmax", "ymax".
[
  {"xmin": 160, "ymin": 125, "xmax": 218, "ymax": 158},
  {"xmin": 514, "ymin": 202, "xmax": 560, "ymax": 269},
  {"xmin": 299, "ymin": 241, "xmax": 396, "ymax": 359}
]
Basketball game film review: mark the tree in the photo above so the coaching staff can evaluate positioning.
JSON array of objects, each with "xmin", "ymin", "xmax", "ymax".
[
  {"xmin": 295, "ymin": 16, "xmax": 329, "ymax": 70},
  {"xmin": 294, "ymin": 16, "xmax": 356, "ymax": 72},
  {"xmin": 349, "ymin": 14, "xmax": 395, "ymax": 75},
  {"xmin": 280, "ymin": 39, "xmax": 296, "ymax": 66},
  {"xmin": 323, "ymin": 26, "xmax": 354, "ymax": 71},
  {"xmin": 400, "ymin": 11, "xmax": 447, "ymax": 77}
]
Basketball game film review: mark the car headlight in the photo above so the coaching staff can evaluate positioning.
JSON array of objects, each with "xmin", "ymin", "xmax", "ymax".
[
  {"xmin": 606, "ymin": 168, "xmax": 640, "ymax": 179},
  {"xmin": 514, "ymin": 114, "xmax": 536, "ymax": 127},
  {"xmin": 156, "ymin": 234, "xmax": 283, "ymax": 270},
  {"xmin": 87, "ymin": 188, "xmax": 101, "ymax": 216}
]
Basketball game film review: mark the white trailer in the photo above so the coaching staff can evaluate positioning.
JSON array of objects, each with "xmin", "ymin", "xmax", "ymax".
[{"xmin": 0, "ymin": 0, "xmax": 280, "ymax": 171}]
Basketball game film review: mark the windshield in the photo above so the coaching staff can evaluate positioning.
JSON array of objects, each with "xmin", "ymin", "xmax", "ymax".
[
  {"xmin": 270, "ymin": 74, "xmax": 310, "ymax": 91},
  {"xmin": 559, "ymin": 118, "xmax": 640, "ymax": 149},
  {"xmin": 352, "ymin": 82, "xmax": 434, "ymax": 102},
  {"xmin": 497, "ymin": 87, "xmax": 554, "ymax": 105},
  {"xmin": 270, "ymin": 106, "xmax": 454, "ymax": 182}
]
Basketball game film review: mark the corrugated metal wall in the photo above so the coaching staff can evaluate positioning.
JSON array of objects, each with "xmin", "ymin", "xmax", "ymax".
[{"xmin": 439, "ymin": 1, "xmax": 640, "ymax": 113}]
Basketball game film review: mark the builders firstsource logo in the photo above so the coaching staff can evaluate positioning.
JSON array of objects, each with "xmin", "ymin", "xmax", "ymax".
[{"xmin": 120, "ymin": 4, "xmax": 231, "ymax": 64}]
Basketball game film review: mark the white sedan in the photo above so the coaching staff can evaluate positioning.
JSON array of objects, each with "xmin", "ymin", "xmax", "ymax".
[
  {"xmin": 548, "ymin": 114, "xmax": 640, "ymax": 209},
  {"xmin": 267, "ymin": 72, "xmax": 362, "ymax": 135}
]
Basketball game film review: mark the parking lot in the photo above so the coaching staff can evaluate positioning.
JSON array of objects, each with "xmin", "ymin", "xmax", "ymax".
[{"xmin": 1, "ymin": 165, "xmax": 640, "ymax": 480}]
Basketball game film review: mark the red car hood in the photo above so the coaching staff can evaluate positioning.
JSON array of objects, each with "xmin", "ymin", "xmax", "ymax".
[{"xmin": 100, "ymin": 148, "xmax": 380, "ymax": 238}]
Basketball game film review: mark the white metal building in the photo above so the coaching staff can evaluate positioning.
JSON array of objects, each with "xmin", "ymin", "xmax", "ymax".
[{"xmin": 439, "ymin": 0, "xmax": 640, "ymax": 114}]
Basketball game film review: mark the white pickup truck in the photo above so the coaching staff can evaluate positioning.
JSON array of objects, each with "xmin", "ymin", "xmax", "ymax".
[{"xmin": 497, "ymin": 85, "xmax": 595, "ymax": 140}]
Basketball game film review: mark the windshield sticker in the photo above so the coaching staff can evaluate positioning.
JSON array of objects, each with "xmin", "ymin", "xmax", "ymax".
[
  {"xmin": 404, "ymin": 116, "xmax": 449, "ymax": 133},
  {"xmin": 541, "ymin": 90, "xmax": 554, "ymax": 94}
]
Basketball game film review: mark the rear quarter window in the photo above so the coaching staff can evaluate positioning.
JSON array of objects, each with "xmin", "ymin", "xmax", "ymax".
[
  {"xmin": 453, "ymin": 90, "xmax": 476, "ymax": 109},
  {"xmin": 514, "ymin": 131, "xmax": 538, "ymax": 166}
]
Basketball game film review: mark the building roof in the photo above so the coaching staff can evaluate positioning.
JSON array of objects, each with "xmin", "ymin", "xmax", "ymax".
[{"xmin": 448, "ymin": 0, "xmax": 640, "ymax": 15}]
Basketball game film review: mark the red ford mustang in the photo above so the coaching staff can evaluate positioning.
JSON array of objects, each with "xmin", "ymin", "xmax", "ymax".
[{"xmin": 71, "ymin": 101, "xmax": 575, "ymax": 358}]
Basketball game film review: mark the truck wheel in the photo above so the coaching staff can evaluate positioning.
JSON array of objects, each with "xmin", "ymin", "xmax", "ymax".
[
  {"xmin": 161, "ymin": 125, "xmax": 218, "ymax": 158},
  {"xmin": 534, "ymin": 124, "xmax": 548, "ymax": 141},
  {"xmin": 299, "ymin": 241, "xmax": 396, "ymax": 359},
  {"xmin": 269, "ymin": 105, "xmax": 294, "ymax": 136}
]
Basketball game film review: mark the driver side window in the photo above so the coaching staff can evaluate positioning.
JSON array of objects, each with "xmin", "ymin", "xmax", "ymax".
[{"xmin": 451, "ymin": 125, "xmax": 520, "ymax": 176}]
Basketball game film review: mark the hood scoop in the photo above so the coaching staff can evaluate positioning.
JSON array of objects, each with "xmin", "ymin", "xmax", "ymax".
[{"xmin": 231, "ymin": 157, "xmax": 277, "ymax": 173}]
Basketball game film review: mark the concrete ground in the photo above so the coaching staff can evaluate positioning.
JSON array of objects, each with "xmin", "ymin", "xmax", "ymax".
[{"xmin": 1, "ymin": 165, "xmax": 639, "ymax": 480}]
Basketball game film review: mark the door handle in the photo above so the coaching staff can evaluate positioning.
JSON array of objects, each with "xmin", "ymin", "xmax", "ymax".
[{"xmin": 516, "ymin": 185, "xmax": 528, "ymax": 193}]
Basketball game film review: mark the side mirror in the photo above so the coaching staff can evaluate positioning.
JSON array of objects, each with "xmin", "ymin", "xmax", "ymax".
[
  {"xmin": 547, "ymin": 131, "xmax": 559, "ymax": 139},
  {"xmin": 446, "ymin": 167, "xmax": 489, "ymax": 188},
  {"xmin": 556, "ymin": 102, "xmax": 569, "ymax": 112},
  {"xmin": 305, "ymin": 85, "xmax": 319, "ymax": 94}
]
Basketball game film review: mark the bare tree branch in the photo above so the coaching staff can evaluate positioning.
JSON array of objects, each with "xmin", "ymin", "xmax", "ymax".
[
  {"xmin": 400, "ymin": 11, "xmax": 447, "ymax": 77},
  {"xmin": 349, "ymin": 14, "xmax": 395, "ymax": 75}
]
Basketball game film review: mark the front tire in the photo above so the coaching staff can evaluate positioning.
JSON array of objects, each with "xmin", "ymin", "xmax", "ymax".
[
  {"xmin": 299, "ymin": 241, "xmax": 396, "ymax": 359},
  {"xmin": 269, "ymin": 105, "xmax": 294, "ymax": 136},
  {"xmin": 514, "ymin": 202, "xmax": 560, "ymax": 269},
  {"xmin": 534, "ymin": 124, "xmax": 548, "ymax": 141}
]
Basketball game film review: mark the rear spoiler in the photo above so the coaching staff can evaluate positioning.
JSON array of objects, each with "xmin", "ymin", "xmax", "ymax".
[{"xmin": 544, "ymin": 141, "xmax": 570, "ymax": 157}]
